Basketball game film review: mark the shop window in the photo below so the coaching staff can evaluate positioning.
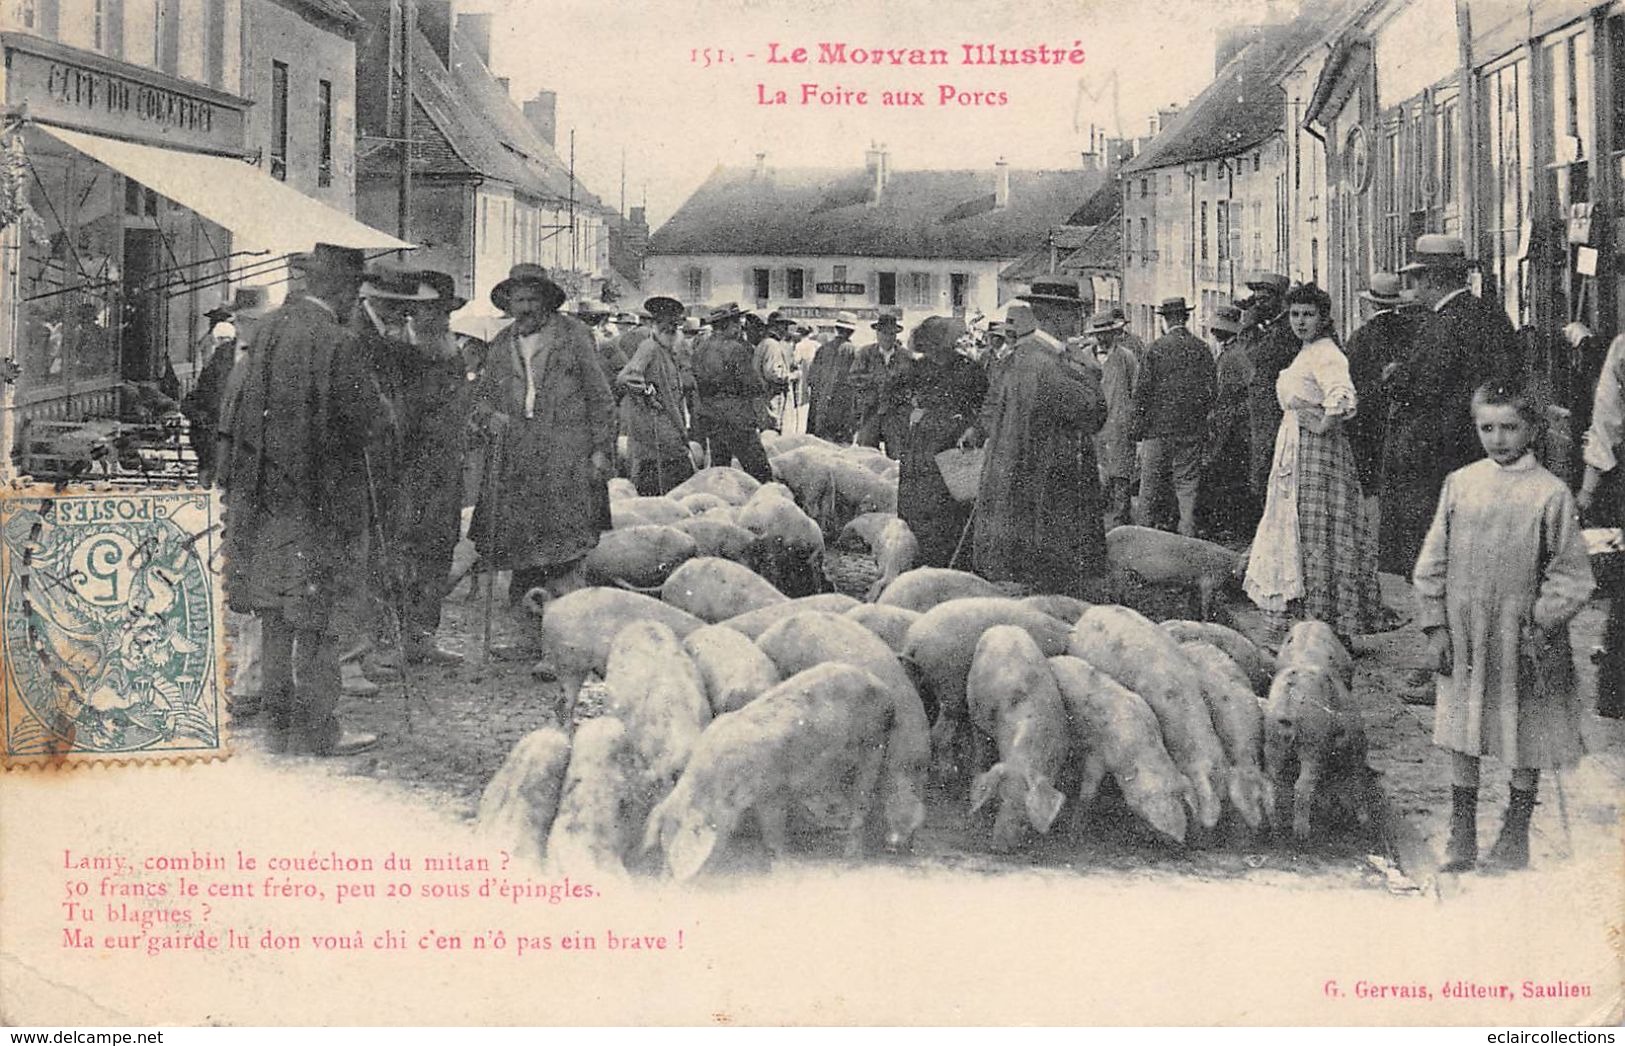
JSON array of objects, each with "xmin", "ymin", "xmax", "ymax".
[
  {"xmin": 270, "ymin": 61, "xmax": 288, "ymax": 181},
  {"xmin": 1216, "ymin": 201, "xmax": 1228, "ymax": 262},
  {"xmin": 786, "ymin": 267, "xmax": 805, "ymax": 299},
  {"xmin": 317, "ymin": 80, "xmax": 333, "ymax": 188},
  {"xmin": 1483, "ymin": 56, "xmax": 1533, "ymax": 324},
  {"xmin": 1381, "ymin": 122, "xmax": 1402, "ymax": 271},
  {"xmin": 909, "ymin": 272, "xmax": 930, "ymax": 307},
  {"xmin": 877, "ymin": 271, "xmax": 897, "ymax": 306}
]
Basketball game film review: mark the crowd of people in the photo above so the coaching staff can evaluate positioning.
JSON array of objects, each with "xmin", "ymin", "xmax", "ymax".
[{"xmin": 193, "ymin": 234, "xmax": 1622, "ymax": 869}]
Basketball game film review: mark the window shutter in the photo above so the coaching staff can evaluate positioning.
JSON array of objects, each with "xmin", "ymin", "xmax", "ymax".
[
  {"xmin": 928, "ymin": 273, "xmax": 940, "ymax": 307},
  {"xmin": 964, "ymin": 273, "xmax": 980, "ymax": 312},
  {"xmin": 770, "ymin": 268, "xmax": 785, "ymax": 300},
  {"xmin": 699, "ymin": 267, "xmax": 712, "ymax": 302},
  {"xmin": 868, "ymin": 271, "xmax": 879, "ymax": 305},
  {"xmin": 743, "ymin": 267, "xmax": 755, "ymax": 300}
]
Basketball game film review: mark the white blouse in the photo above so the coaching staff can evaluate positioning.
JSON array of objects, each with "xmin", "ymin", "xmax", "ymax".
[{"xmin": 1275, "ymin": 336, "xmax": 1358, "ymax": 418}]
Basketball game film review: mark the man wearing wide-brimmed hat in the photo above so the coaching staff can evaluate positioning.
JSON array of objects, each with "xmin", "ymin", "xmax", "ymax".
[
  {"xmin": 1380, "ymin": 233, "xmax": 1523, "ymax": 576},
  {"xmin": 754, "ymin": 310, "xmax": 797, "ymax": 433},
  {"xmin": 218, "ymin": 243, "xmax": 378, "ymax": 757},
  {"xmin": 471, "ymin": 263, "xmax": 616, "ymax": 639},
  {"xmin": 691, "ymin": 302, "xmax": 773, "ymax": 480},
  {"xmin": 1082, "ymin": 310, "xmax": 1140, "ymax": 530},
  {"xmin": 1341, "ymin": 273, "xmax": 1417, "ymax": 493},
  {"xmin": 851, "ymin": 309, "xmax": 911, "ymax": 456},
  {"xmin": 615, "ymin": 296, "xmax": 695, "ymax": 495},
  {"xmin": 1132, "ymin": 297, "xmax": 1216, "ymax": 537},
  {"xmin": 806, "ymin": 311, "xmax": 861, "ymax": 442},
  {"xmin": 962, "ymin": 283, "xmax": 1108, "ymax": 598},
  {"xmin": 184, "ymin": 286, "xmax": 274, "ymax": 487}
]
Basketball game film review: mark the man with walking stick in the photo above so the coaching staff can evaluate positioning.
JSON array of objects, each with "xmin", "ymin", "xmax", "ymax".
[
  {"xmin": 615, "ymin": 296, "xmax": 694, "ymax": 496},
  {"xmin": 470, "ymin": 264, "xmax": 616, "ymax": 663}
]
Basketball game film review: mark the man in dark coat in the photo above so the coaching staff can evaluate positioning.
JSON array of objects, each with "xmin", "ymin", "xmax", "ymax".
[
  {"xmin": 470, "ymin": 264, "xmax": 616, "ymax": 619},
  {"xmin": 692, "ymin": 302, "xmax": 773, "ymax": 481},
  {"xmin": 616, "ymin": 296, "xmax": 695, "ymax": 495},
  {"xmin": 962, "ymin": 284, "xmax": 1107, "ymax": 598},
  {"xmin": 896, "ymin": 316, "xmax": 987, "ymax": 566},
  {"xmin": 218, "ymin": 244, "xmax": 378, "ymax": 757},
  {"xmin": 1239, "ymin": 272, "xmax": 1297, "ymax": 508},
  {"xmin": 1343, "ymin": 273, "xmax": 1416, "ymax": 493},
  {"xmin": 805, "ymin": 312, "xmax": 859, "ymax": 442},
  {"xmin": 1381, "ymin": 234, "xmax": 1522, "ymax": 576},
  {"xmin": 1132, "ymin": 296, "xmax": 1217, "ymax": 537},
  {"xmin": 1196, "ymin": 303, "xmax": 1251, "ymax": 540},
  {"xmin": 183, "ymin": 288, "xmax": 273, "ymax": 486},
  {"xmin": 851, "ymin": 311, "xmax": 913, "ymax": 458},
  {"xmin": 371, "ymin": 269, "xmax": 473, "ymax": 666}
]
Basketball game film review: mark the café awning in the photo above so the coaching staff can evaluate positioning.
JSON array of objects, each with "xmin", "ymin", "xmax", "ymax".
[{"xmin": 36, "ymin": 123, "xmax": 412, "ymax": 255}]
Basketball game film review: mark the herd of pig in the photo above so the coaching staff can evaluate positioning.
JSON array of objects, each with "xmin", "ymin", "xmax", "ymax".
[{"xmin": 473, "ymin": 442, "xmax": 1377, "ymax": 881}]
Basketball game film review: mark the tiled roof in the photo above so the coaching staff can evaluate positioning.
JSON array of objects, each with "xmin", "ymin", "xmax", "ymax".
[
  {"xmin": 648, "ymin": 165, "xmax": 1107, "ymax": 260},
  {"xmin": 357, "ymin": 26, "xmax": 610, "ymax": 212},
  {"xmin": 1122, "ymin": 0, "xmax": 1361, "ymax": 173},
  {"xmin": 1059, "ymin": 215, "xmax": 1123, "ymax": 275},
  {"xmin": 999, "ymin": 225, "xmax": 1095, "ymax": 283}
]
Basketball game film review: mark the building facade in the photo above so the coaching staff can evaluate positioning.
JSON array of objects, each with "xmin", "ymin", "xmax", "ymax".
[
  {"xmin": 352, "ymin": 1, "xmax": 613, "ymax": 317},
  {"xmin": 646, "ymin": 151, "xmax": 1107, "ymax": 325}
]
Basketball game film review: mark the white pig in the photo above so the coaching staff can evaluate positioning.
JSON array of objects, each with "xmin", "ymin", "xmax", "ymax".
[{"xmin": 965, "ymin": 626, "xmax": 1070, "ymax": 851}]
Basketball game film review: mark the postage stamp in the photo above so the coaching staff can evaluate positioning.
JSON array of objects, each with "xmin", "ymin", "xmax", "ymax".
[{"xmin": 0, "ymin": 485, "xmax": 226, "ymax": 768}]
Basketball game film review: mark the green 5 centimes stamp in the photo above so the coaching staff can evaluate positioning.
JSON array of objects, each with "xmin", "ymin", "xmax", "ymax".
[{"xmin": 1, "ymin": 487, "xmax": 226, "ymax": 767}]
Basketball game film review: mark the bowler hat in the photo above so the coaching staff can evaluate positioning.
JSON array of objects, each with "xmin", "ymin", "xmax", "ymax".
[
  {"xmin": 766, "ymin": 310, "xmax": 791, "ymax": 327},
  {"xmin": 412, "ymin": 269, "xmax": 466, "ymax": 310},
  {"xmin": 1156, "ymin": 296, "xmax": 1191, "ymax": 316},
  {"xmin": 290, "ymin": 243, "xmax": 366, "ymax": 277},
  {"xmin": 361, "ymin": 266, "xmax": 438, "ymax": 302},
  {"xmin": 1359, "ymin": 272, "xmax": 1406, "ymax": 306},
  {"xmin": 491, "ymin": 263, "xmax": 565, "ymax": 313},
  {"xmin": 230, "ymin": 286, "xmax": 274, "ymax": 318},
  {"xmin": 1399, "ymin": 234, "xmax": 1472, "ymax": 273},
  {"xmin": 204, "ymin": 303, "xmax": 234, "ymax": 323},
  {"xmin": 1084, "ymin": 312, "xmax": 1127, "ymax": 335},
  {"xmin": 1018, "ymin": 280, "xmax": 1086, "ymax": 306},
  {"xmin": 1207, "ymin": 303, "xmax": 1243, "ymax": 335},
  {"xmin": 644, "ymin": 296, "xmax": 686, "ymax": 319},
  {"xmin": 1244, "ymin": 271, "xmax": 1288, "ymax": 294},
  {"xmin": 706, "ymin": 302, "xmax": 745, "ymax": 326},
  {"xmin": 872, "ymin": 311, "xmax": 903, "ymax": 332}
]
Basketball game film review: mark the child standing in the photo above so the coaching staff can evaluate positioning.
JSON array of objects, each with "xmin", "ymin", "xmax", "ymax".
[{"xmin": 1413, "ymin": 381, "xmax": 1596, "ymax": 872}]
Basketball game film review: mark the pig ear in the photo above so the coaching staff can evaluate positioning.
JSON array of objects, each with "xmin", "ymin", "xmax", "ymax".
[
  {"xmin": 640, "ymin": 801, "xmax": 669, "ymax": 858},
  {"xmin": 968, "ymin": 763, "xmax": 1007, "ymax": 814},
  {"xmin": 1025, "ymin": 774, "xmax": 1066, "ymax": 834},
  {"xmin": 665, "ymin": 818, "xmax": 720, "ymax": 882}
]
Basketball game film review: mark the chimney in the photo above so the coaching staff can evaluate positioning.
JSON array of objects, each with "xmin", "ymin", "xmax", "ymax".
[
  {"xmin": 496, "ymin": 76, "xmax": 509, "ymax": 95},
  {"xmin": 419, "ymin": 0, "xmax": 454, "ymax": 69},
  {"xmin": 864, "ymin": 142, "xmax": 890, "ymax": 201},
  {"xmin": 754, "ymin": 152, "xmax": 767, "ymax": 176},
  {"xmin": 457, "ymin": 12, "xmax": 492, "ymax": 66},
  {"xmin": 524, "ymin": 90, "xmax": 558, "ymax": 147},
  {"xmin": 994, "ymin": 157, "xmax": 1010, "ymax": 208}
]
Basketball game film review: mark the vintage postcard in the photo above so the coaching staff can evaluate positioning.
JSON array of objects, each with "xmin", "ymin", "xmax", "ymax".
[{"xmin": 1, "ymin": 0, "xmax": 1623, "ymax": 1028}]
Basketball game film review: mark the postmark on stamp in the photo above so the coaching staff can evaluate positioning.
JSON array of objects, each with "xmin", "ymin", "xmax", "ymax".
[{"xmin": 1, "ymin": 485, "xmax": 226, "ymax": 767}]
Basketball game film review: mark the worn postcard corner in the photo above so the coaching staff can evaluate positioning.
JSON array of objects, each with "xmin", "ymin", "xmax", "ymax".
[{"xmin": 1, "ymin": 482, "xmax": 230, "ymax": 770}]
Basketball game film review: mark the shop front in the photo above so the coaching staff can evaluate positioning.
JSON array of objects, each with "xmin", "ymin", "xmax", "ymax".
[{"xmin": 1, "ymin": 30, "xmax": 407, "ymax": 479}]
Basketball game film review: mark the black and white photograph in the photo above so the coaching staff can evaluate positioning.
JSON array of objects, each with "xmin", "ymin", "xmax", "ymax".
[{"xmin": 0, "ymin": 0, "xmax": 1620, "ymax": 1028}]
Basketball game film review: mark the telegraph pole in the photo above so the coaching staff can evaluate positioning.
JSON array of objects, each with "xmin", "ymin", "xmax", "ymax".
[
  {"xmin": 397, "ymin": 0, "xmax": 415, "ymax": 247},
  {"xmin": 569, "ymin": 128, "xmax": 577, "ymax": 272}
]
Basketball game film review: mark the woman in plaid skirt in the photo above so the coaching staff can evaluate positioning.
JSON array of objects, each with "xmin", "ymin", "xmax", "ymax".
[{"xmin": 1244, "ymin": 283, "xmax": 1384, "ymax": 644}]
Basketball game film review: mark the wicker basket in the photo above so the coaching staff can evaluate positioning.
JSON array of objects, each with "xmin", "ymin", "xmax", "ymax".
[
  {"xmin": 934, "ymin": 446, "xmax": 985, "ymax": 503},
  {"xmin": 823, "ymin": 548, "xmax": 883, "ymax": 599}
]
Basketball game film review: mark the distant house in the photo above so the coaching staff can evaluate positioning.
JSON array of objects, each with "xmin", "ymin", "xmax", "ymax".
[
  {"xmin": 1059, "ymin": 216, "xmax": 1126, "ymax": 315},
  {"xmin": 644, "ymin": 148, "xmax": 1108, "ymax": 325},
  {"xmin": 1118, "ymin": 0, "xmax": 1359, "ymax": 342}
]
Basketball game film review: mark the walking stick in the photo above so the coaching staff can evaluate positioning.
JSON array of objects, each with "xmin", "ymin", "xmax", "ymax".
[
  {"xmin": 480, "ymin": 424, "xmax": 505, "ymax": 665},
  {"xmin": 362, "ymin": 448, "xmax": 425, "ymax": 734}
]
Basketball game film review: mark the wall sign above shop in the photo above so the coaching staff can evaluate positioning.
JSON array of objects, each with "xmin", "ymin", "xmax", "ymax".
[
  {"xmin": 814, "ymin": 281, "xmax": 866, "ymax": 294},
  {"xmin": 3, "ymin": 32, "xmax": 248, "ymax": 156}
]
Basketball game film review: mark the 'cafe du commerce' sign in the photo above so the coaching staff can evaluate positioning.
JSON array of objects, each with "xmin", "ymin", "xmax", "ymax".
[{"xmin": 4, "ymin": 32, "xmax": 248, "ymax": 155}]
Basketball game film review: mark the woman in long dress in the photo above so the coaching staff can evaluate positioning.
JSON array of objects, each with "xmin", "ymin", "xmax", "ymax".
[
  {"xmin": 1243, "ymin": 283, "xmax": 1384, "ymax": 643},
  {"xmin": 895, "ymin": 317, "xmax": 987, "ymax": 566}
]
